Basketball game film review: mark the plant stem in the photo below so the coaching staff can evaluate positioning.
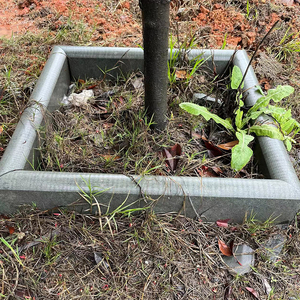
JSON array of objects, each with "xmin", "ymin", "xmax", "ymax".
[{"xmin": 140, "ymin": 0, "xmax": 170, "ymax": 130}]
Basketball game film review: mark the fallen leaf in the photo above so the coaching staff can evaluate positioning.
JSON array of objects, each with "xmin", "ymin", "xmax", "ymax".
[
  {"xmin": 169, "ymin": 143, "xmax": 182, "ymax": 156},
  {"xmin": 218, "ymin": 240, "xmax": 233, "ymax": 256},
  {"xmin": 10, "ymin": 228, "xmax": 64, "ymax": 254},
  {"xmin": 204, "ymin": 141, "xmax": 223, "ymax": 157},
  {"xmin": 162, "ymin": 144, "xmax": 182, "ymax": 172},
  {"xmin": 100, "ymin": 154, "xmax": 120, "ymax": 161},
  {"xmin": 0, "ymin": 126, "xmax": 3, "ymax": 134},
  {"xmin": 246, "ymin": 287, "xmax": 260, "ymax": 299},
  {"xmin": 217, "ymin": 140, "xmax": 239, "ymax": 150},
  {"xmin": 87, "ymin": 84, "xmax": 97, "ymax": 90},
  {"xmin": 196, "ymin": 166, "xmax": 218, "ymax": 177},
  {"xmin": 175, "ymin": 69, "xmax": 187, "ymax": 79},
  {"xmin": 0, "ymin": 215, "xmax": 10, "ymax": 219},
  {"xmin": 216, "ymin": 219, "xmax": 230, "ymax": 227},
  {"xmin": 6, "ymin": 225, "xmax": 15, "ymax": 235},
  {"xmin": 211, "ymin": 166, "xmax": 223, "ymax": 174},
  {"xmin": 15, "ymin": 289, "xmax": 32, "ymax": 298},
  {"xmin": 262, "ymin": 277, "xmax": 272, "ymax": 295}
]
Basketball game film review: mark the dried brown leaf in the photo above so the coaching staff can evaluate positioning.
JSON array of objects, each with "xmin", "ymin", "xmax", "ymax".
[
  {"xmin": 204, "ymin": 141, "xmax": 223, "ymax": 157},
  {"xmin": 6, "ymin": 225, "xmax": 15, "ymax": 235},
  {"xmin": 211, "ymin": 166, "xmax": 223, "ymax": 174},
  {"xmin": 100, "ymin": 154, "xmax": 120, "ymax": 161},
  {"xmin": 216, "ymin": 219, "xmax": 230, "ymax": 228},
  {"xmin": 196, "ymin": 166, "xmax": 218, "ymax": 177},
  {"xmin": 217, "ymin": 140, "xmax": 239, "ymax": 150},
  {"xmin": 163, "ymin": 144, "xmax": 182, "ymax": 171},
  {"xmin": 245, "ymin": 287, "xmax": 260, "ymax": 299},
  {"xmin": 175, "ymin": 69, "xmax": 187, "ymax": 79},
  {"xmin": 218, "ymin": 239, "xmax": 233, "ymax": 256}
]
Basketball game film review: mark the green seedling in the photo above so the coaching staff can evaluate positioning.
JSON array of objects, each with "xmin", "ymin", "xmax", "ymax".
[
  {"xmin": 168, "ymin": 35, "xmax": 204, "ymax": 84},
  {"xmin": 180, "ymin": 65, "xmax": 298, "ymax": 171},
  {"xmin": 76, "ymin": 177, "xmax": 111, "ymax": 214},
  {"xmin": 221, "ymin": 33, "xmax": 227, "ymax": 49},
  {"xmin": 42, "ymin": 236, "xmax": 60, "ymax": 265},
  {"xmin": 275, "ymin": 28, "xmax": 300, "ymax": 62},
  {"xmin": 246, "ymin": 0, "xmax": 250, "ymax": 19},
  {"xmin": 244, "ymin": 0, "xmax": 258, "ymax": 21},
  {"xmin": 0, "ymin": 237, "xmax": 24, "ymax": 267}
]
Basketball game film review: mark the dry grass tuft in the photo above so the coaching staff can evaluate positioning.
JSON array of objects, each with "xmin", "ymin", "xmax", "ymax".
[{"xmin": 0, "ymin": 208, "xmax": 299, "ymax": 299}]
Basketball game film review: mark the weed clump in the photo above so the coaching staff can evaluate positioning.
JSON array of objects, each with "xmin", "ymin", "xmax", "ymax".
[{"xmin": 37, "ymin": 64, "xmax": 262, "ymax": 178}]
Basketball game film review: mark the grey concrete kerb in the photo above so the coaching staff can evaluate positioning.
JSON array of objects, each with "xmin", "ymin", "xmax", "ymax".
[{"xmin": 0, "ymin": 46, "xmax": 299, "ymax": 223}]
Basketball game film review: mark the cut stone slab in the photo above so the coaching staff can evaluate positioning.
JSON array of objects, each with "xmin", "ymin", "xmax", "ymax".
[
  {"xmin": 222, "ymin": 244, "xmax": 255, "ymax": 275},
  {"xmin": 261, "ymin": 233, "xmax": 286, "ymax": 262}
]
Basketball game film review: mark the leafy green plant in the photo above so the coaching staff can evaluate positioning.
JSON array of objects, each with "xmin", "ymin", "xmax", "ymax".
[{"xmin": 180, "ymin": 65, "xmax": 299, "ymax": 171}]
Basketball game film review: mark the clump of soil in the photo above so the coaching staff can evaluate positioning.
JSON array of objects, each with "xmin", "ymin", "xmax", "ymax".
[{"xmin": 37, "ymin": 63, "xmax": 262, "ymax": 179}]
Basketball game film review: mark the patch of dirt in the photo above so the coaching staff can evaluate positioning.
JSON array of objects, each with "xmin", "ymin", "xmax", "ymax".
[
  {"xmin": 0, "ymin": 209, "xmax": 299, "ymax": 299},
  {"xmin": 0, "ymin": 0, "xmax": 142, "ymax": 45}
]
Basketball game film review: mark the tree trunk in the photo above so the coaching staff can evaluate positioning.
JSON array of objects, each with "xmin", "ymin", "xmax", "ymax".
[{"xmin": 140, "ymin": 0, "xmax": 170, "ymax": 130}]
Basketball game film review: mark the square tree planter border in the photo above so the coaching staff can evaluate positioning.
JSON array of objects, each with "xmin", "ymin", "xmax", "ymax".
[{"xmin": 0, "ymin": 46, "xmax": 299, "ymax": 223}]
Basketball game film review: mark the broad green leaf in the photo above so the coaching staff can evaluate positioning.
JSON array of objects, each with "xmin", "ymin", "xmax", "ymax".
[
  {"xmin": 256, "ymin": 85, "xmax": 264, "ymax": 95},
  {"xmin": 281, "ymin": 118, "xmax": 298, "ymax": 135},
  {"xmin": 284, "ymin": 138, "xmax": 292, "ymax": 151},
  {"xmin": 260, "ymin": 106, "xmax": 286, "ymax": 115},
  {"xmin": 247, "ymin": 110, "xmax": 264, "ymax": 120},
  {"xmin": 179, "ymin": 103, "xmax": 234, "ymax": 131},
  {"xmin": 231, "ymin": 66, "xmax": 244, "ymax": 89},
  {"xmin": 249, "ymin": 124, "xmax": 284, "ymax": 140},
  {"xmin": 248, "ymin": 85, "xmax": 294, "ymax": 113},
  {"xmin": 231, "ymin": 131, "xmax": 254, "ymax": 171},
  {"xmin": 282, "ymin": 109, "xmax": 292, "ymax": 120},
  {"xmin": 257, "ymin": 106, "xmax": 299, "ymax": 135},
  {"xmin": 248, "ymin": 96, "xmax": 269, "ymax": 114},
  {"xmin": 267, "ymin": 85, "xmax": 294, "ymax": 102},
  {"xmin": 235, "ymin": 108, "xmax": 243, "ymax": 129}
]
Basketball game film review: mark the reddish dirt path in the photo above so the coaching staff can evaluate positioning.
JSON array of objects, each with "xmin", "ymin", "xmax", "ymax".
[
  {"xmin": 0, "ymin": 0, "xmax": 141, "ymax": 46},
  {"xmin": 1, "ymin": 0, "xmax": 299, "ymax": 49}
]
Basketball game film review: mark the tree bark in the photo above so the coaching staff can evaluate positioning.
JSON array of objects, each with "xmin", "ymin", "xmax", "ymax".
[{"xmin": 140, "ymin": 0, "xmax": 170, "ymax": 130}]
